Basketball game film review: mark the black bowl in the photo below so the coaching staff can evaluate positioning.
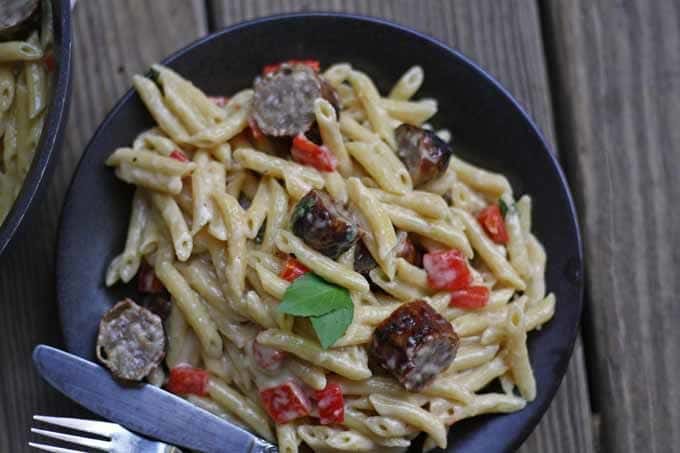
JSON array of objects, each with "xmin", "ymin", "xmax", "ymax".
[
  {"xmin": 0, "ymin": 0, "xmax": 73, "ymax": 256},
  {"xmin": 57, "ymin": 13, "xmax": 583, "ymax": 452}
]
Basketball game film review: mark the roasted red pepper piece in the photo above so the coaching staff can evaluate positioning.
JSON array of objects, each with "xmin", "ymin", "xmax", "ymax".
[
  {"xmin": 423, "ymin": 249, "xmax": 471, "ymax": 291},
  {"xmin": 449, "ymin": 286, "xmax": 490, "ymax": 309},
  {"xmin": 263, "ymin": 59, "xmax": 320, "ymax": 75},
  {"xmin": 169, "ymin": 150, "xmax": 189, "ymax": 162},
  {"xmin": 43, "ymin": 52, "xmax": 57, "ymax": 73},
  {"xmin": 137, "ymin": 262, "xmax": 164, "ymax": 294},
  {"xmin": 166, "ymin": 366, "xmax": 209, "ymax": 396},
  {"xmin": 477, "ymin": 204, "xmax": 509, "ymax": 244},
  {"xmin": 312, "ymin": 383, "xmax": 344, "ymax": 424},
  {"xmin": 291, "ymin": 133, "xmax": 337, "ymax": 172},
  {"xmin": 279, "ymin": 256, "xmax": 309, "ymax": 282},
  {"xmin": 260, "ymin": 381, "xmax": 311, "ymax": 424}
]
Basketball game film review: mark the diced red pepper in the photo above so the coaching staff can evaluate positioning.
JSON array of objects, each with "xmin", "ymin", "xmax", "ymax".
[
  {"xmin": 260, "ymin": 381, "xmax": 311, "ymax": 424},
  {"xmin": 262, "ymin": 59, "xmax": 320, "ymax": 75},
  {"xmin": 248, "ymin": 116, "xmax": 265, "ymax": 141},
  {"xmin": 166, "ymin": 366, "xmax": 209, "ymax": 396},
  {"xmin": 137, "ymin": 262, "xmax": 164, "ymax": 294},
  {"xmin": 279, "ymin": 257, "xmax": 309, "ymax": 282},
  {"xmin": 169, "ymin": 150, "xmax": 189, "ymax": 162},
  {"xmin": 477, "ymin": 204, "xmax": 509, "ymax": 245},
  {"xmin": 252, "ymin": 340, "xmax": 286, "ymax": 372},
  {"xmin": 312, "ymin": 383, "xmax": 344, "ymax": 425},
  {"xmin": 43, "ymin": 52, "xmax": 56, "ymax": 73},
  {"xmin": 208, "ymin": 96, "xmax": 229, "ymax": 107},
  {"xmin": 449, "ymin": 285, "xmax": 490, "ymax": 309},
  {"xmin": 291, "ymin": 133, "xmax": 337, "ymax": 172},
  {"xmin": 423, "ymin": 249, "xmax": 471, "ymax": 291}
]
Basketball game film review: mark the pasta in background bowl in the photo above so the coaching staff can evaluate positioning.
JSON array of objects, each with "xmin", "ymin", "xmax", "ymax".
[
  {"xmin": 0, "ymin": 0, "xmax": 72, "ymax": 256},
  {"xmin": 56, "ymin": 13, "xmax": 583, "ymax": 453}
]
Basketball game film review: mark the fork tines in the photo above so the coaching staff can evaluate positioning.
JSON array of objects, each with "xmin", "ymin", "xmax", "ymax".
[{"xmin": 29, "ymin": 415, "xmax": 121, "ymax": 452}]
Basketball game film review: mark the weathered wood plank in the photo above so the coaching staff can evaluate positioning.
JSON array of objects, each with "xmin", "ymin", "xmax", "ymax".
[
  {"xmin": 542, "ymin": 1, "xmax": 680, "ymax": 451},
  {"xmin": 0, "ymin": 1, "xmax": 206, "ymax": 449},
  {"xmin": 210, "ymin": 2, "xmax": 595, "ymax": 452}
]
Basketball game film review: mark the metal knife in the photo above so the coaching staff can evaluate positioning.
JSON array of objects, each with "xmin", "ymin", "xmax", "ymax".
[{"xmin": 32, "ymin": 345, "xmax": 278, "ymax": 453}]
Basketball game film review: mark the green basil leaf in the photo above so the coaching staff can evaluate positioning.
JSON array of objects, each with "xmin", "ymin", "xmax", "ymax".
[
  {"xmin": 278, "ymin": 273, "xmax": 352, "ymax": 317},
  {"xmin": 311, "ymin": 305, "xmax": 354, "ymax": 349}
]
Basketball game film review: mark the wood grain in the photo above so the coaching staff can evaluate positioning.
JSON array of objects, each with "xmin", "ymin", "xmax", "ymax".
[
  {"xmin": 0, "ymin": 1, "xmax": 206, "ymax": 449},
  {"xmin": 0, "ymin": 1, "xmax": 598, "ymax": 451},
  {"xmin": 542, "ymin": 0, "xmax": 680, "ymax": 451},
  {"xmin": 209, "ymin": 2, "xmax": 595, "ymax": 452}
]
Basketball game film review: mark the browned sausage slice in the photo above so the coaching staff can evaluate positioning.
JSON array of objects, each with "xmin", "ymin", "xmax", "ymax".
[
  {"xmin": 252, "ymin": 63, "xmax": 322, "ymax": 137},
  {"xmin": 395, "ymin": 124, "xmax": 453, "ymax": 187},
  {"xmin": 370, "ymin": 300, "xmax": 459, "ymax": 391},
  {"xmin": 291, "ymin": 190, "xmax": 359, "ymax": 259},
  {"xmin": 96, "ymin": 298, "xmax": 166, "ymax": 381}
]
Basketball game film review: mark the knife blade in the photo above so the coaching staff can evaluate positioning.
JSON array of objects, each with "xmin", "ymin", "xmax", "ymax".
[{"xmin": 33, "ymin": 345, "xmax": 278, "ymax": 453}]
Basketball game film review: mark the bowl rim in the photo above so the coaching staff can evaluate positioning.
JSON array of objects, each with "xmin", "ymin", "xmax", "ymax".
[
  {"xmin": 57, "ymin": 11, "xmax": 584, "ymax": 451},
  {"xmin": 0, "ymin": 0, "xmax": 73, "ymax": 256}
]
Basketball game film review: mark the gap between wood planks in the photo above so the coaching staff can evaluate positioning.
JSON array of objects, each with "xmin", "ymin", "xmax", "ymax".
[{"xmin": 536, "ymin": 0, "xmax": 600, "ymax": 446}]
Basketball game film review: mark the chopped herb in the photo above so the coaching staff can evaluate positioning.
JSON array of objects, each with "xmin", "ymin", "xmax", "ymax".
[
  {"xmin": 311, "ymin": 306, "xmax": 353, "ymax": 349},
  {"xmin": 499, "ymin": 198, "xmax": 511, "ymax": 217},
  {"xmin": 278, "ymin": 273, "xmax": 354, "ymax": 349}
]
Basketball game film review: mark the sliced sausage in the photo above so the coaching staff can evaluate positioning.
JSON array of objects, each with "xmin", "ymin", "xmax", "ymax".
[
  {"xmin": 96, "ymin": 298, "xmax": 166, "ymax": 381},
  {"xmin": 252, "ymin": 63, "xmax": 322, "ymax": 137},
  {"xmin": 395, "ymin": 124, "xmax": 453, "ymax": 187},
  {"xmin": 291, "ymin": 189, "xmax": 359, "ymax": 259},
  {"xmin": 370, "ymin": 300, "xmax": 459, "ymax": 391}
]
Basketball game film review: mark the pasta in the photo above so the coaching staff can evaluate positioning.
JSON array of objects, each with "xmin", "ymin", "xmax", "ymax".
[
  {"xmin": 0, "ymin": 6, "xmax": 54, "ymax": 224},
  {"xmin": 100, "ymin": 61, "xmax": 556, "ymax": 452}
]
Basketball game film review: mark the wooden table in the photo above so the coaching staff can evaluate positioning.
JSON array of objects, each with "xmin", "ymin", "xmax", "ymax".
[{"xmin": 1, "ymin": 1, "xmax": 677, "ymax": 451}]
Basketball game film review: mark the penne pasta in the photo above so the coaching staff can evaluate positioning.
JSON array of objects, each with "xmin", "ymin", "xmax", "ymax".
[
  {"xmin": 369, "ymin": 394, "xmax": 447, "ymax": 449},
  {"xmin": 275, "ymin": 231, "xmax": 369, "ymax": 293},
  {"xmin": 212, "ymin": 191, "xmax": 248, "ymax": 299},
  {"xmin": 388, "ymin": 66, "xmax": 424, "ymax": 100},
  {"xmin": 0, "ymin": 14, "xmax": 53, "ymax": 223},
  {"xmin": 348, "ymin": 70, "xmax": 395, "ymax": 148},
  {"xmin": 0, "ymin": 41, "xmax": 43, "ymax": 62},
  {"xmin": 99, "ymin": 62, "xmax": 556, "ymax": 453},
  {"xmin": 452, "ymin": 207, "xmax": 525, "ymax": 289},
  {"xmin": 347, "ymin": 177, "xmax": 396, "ymax": 260},
  {"xmin": 380, "ymin": 98, "xmax": 437, "ymax": 125},
  {"xmin": 346, "ymin": 141, "xmax": 412, "ymax": 195},
  {"xmin": 314, "ymin": 98, "xmax": 352, "ymax": 175},
  {"xmin": 257, "ymin": 329, "xmax": 372, "ymax": 380},
  {"xmin": 156, "ymin": 261, "xmax": 222, "ymax": 358}
]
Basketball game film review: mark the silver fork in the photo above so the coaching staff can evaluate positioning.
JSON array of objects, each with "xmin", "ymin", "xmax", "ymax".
[{"xmin": 29, "ymin": 416, "xmax": 182, "ymax": 453}]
